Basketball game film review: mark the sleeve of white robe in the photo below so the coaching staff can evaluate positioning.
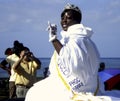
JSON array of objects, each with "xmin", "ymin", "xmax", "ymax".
[
  {"xmin": 58, "ymin": 25, "xmax": 100, "ymax": 92},
  {"xmin": 59, "ymin": 37, "xmax": 100, "ymax": 76}
]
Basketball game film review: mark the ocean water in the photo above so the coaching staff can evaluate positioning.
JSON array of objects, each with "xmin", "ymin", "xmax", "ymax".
[
  {"xmin": 0, "ymin": 57, "xmax": 120, "ymax": 78},
  {"xmin": 100, "ymin": 58, "xmax": 120, "ymax": 68}
]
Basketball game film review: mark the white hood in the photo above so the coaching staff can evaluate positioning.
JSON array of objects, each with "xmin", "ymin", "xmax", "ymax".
[{"xmin": 61, "ymin": 24, "xmax": 93, "ymax": 39}]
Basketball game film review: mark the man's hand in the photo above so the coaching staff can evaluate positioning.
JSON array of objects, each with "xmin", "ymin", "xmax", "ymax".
[{"xmin": 46, "ymin": 21, "xmax": 57, "ymax": 42}]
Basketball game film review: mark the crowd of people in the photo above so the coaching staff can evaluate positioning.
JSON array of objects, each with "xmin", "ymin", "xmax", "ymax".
[
  {"xmin": 0, "ymin": 3, "xmax": 120, "ymax": 101},
  {"xmin": 0, "ymin": 40, "xmax": 41, "ymax": 99}
]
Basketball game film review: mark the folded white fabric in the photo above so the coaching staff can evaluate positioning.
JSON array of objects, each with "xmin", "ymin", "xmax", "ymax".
[{"xmin": 70, "ymin": 92, "xmax": 112, "ymax": 101}]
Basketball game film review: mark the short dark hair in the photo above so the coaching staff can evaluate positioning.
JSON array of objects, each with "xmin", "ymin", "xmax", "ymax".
[
  {"xmin": 61, "ymin": 9, "xmax": 82, "ymax": 23},
  {"xmin": 13, "ymin": 40, "xmax": 24, "ymax": 57},
  {"xmin": 5, "ymin": 48, "xmax": 13, "ymax": 55}
]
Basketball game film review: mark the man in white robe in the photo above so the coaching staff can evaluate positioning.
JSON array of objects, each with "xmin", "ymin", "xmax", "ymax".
[{"xmin": 25, "ymin": 3, "xmax": 120, "ymax": 101}]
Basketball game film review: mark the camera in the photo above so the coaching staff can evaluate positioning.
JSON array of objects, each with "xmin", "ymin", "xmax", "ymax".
[
  {"xmin": 24, "ymin": 51, "xmax": 33, "ymax": 61},
  {"xmin": 25, "ymin": 51, "xmax": 32, "ymax": 56}
]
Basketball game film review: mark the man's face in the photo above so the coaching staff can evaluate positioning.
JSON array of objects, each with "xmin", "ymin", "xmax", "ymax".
[{"xmin": 61, "ymin": 11, "xmax": 77, "ymax": 31}]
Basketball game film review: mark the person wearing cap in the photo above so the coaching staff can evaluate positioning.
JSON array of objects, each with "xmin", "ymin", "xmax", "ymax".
[{"xmin": 25, "ymin": 4, "xmax": 117, "ymax": 101}]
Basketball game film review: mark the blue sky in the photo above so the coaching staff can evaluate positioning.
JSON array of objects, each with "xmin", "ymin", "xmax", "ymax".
[{"xmin": 0, "ymin": 0, "xmax": 120, "ymax": 58}]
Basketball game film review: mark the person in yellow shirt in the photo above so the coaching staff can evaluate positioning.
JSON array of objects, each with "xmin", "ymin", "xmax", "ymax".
[
  {"xmin": 12, "ymin": 47, "xmax": 41, "ymax": 98},
  {"xmin": 0, "ymin": 48, "xmax": 19, "ymax": 99}
]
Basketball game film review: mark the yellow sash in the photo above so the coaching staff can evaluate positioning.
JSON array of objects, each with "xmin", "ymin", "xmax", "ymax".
[
  {"xmin": 54, "ymin": 51, "xmax": 71, "ymax": 91},
  {"xmin": 54, "ymin": 51, "xmax": 99, "ymax": 101}
]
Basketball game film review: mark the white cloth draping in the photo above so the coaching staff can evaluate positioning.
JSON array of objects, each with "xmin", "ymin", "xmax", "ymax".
[{"xmin": 25, "ymin": 24, "xmax": 120, "ymax": 101}]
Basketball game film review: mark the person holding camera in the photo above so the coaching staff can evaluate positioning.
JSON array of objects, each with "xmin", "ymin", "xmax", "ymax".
[{"xmin": 12, "ymin": 47, "xmax": 41, "ymax": 98}]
